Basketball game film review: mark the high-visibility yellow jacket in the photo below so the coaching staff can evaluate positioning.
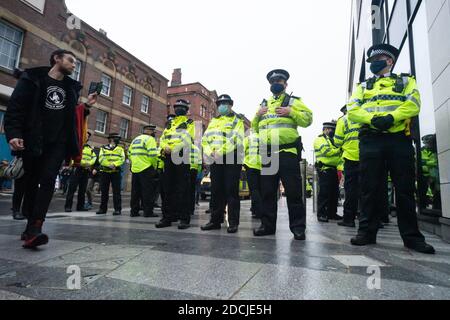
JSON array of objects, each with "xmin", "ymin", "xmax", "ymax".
[
  {"xmin": 160, "ymin": 116, "xmax": 195, "ymax": 156},
  {"xmin": 314, "ymin": 134, "xmax": 341, "ymax": 170},
  {"xmin": 202, "ymin": 113, "xmax": 245, "ymax": 158},
  {"xmin": 422, "ymin": 148, "xmax": 438, "ymax": 179},
  {"xmin": 243, "ymin": 133, "xmax": 262, "ymax": 170},
  {"xmin": 127, "ymin": 134, "xmax": 158, "ymax": 174},
  {"xmin": 251, "ymin": 93, "xmax": 313, "ymax": 155},
  {"xmin": 348, "ymin": 74, "xmax": 420, "ymax": 134},
  {"xmin": 190, "ymin": 144, "xmax": 202, "ymax": 172},
  {"xmin": 99, "ymin": 145, "xmax": 125, "ymax": 173},
  {"xmin": 80, "ymin": 145, "xmax": 97, "ymax": 168},
  {"xmin": 334, "ymin": 115, "xmax": 361, "ymax": 162}
]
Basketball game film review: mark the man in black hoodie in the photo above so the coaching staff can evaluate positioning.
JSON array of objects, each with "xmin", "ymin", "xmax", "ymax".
[{"xmin": 4, "ymin": 49, "xmax": 98, "ymax": 249}]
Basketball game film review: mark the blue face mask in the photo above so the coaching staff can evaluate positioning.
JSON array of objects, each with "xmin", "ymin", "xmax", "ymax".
[
  {"xmin": 370, "ymin": 60, "xmax": 388, "ymax": 75},
  {"xmin": 218, "ymin": 104, "xmax": 230, "ymax": 116},
  {"xmin": 270, "ymin": 83, "xmax": 285, "ymax": 95}
]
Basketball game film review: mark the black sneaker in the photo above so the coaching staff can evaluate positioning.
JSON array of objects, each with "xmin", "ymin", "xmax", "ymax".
[
  {"xmin": 293, "ymin": 231, "xmax": 306, "ymax": 241},
  {"xmin": 201, "ymin": 222, "xmax": 221, "ymax": 231}
]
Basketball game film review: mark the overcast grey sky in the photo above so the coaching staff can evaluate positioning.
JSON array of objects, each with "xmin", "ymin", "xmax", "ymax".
[{"xmin": 66, "ymin": 0, "xmax": 352, "ymax": 162}]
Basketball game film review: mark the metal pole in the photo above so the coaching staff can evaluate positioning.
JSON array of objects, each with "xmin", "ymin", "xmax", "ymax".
[
  {"xmin": 301, "ymin": 159, "xmax": 307, "ymax": 206},
  {"xmin": 312, "ymin": 150, "xmax": 318, "ymax": 213}
]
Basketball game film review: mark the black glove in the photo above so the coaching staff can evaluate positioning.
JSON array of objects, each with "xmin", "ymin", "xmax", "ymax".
[{"xmin": 371, "ymin": 114, "xmax": 394, "ymax": 131}]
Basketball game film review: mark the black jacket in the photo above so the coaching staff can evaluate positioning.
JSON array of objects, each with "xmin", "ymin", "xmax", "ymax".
[{"xmin": 4, "ymin": 67, "xmax": 83, "ymax": 158}]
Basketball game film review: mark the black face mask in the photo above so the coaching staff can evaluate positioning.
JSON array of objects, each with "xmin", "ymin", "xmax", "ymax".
[
  {"xmin": 328, "ymin": 130, "xmax": 335, "ymax": 139},
  {"xmin": 175, "ymin": 108, "xmax": 187, "ymax": 116},
  {"xmin": 370, "ymin": 60, "xmax": 388, "ymax": 74},
  {"xmin": 270, "ymin": 83, "xmax": 285, "ymax": 95}
]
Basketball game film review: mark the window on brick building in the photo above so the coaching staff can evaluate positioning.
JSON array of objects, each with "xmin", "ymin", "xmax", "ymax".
[
  {"xmin": 101, "ymin": 74, "xmax": 112, "ymax": 97},
  {"xmin": 95, "ymin": 110, "xmax": 108, "ymax": 134},
  {"xmin": 70, "ymin": 61, "xmax": 82, "ymax": 81},
  {"xmin": 119, "ymin": 118, "xmax": 130, "ymax": 139},
  {"xmin": 141, "ymin": 95, "xmax": 150, "ymax": 113},
  {"xmin": 0, "ymin": 20, "xmax": 24, "ymax": 70},
  {"xmin": 123, "ymin": 86, "xmax": 133, "ymax": 106}
]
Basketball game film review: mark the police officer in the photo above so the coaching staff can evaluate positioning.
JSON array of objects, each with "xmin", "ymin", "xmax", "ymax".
[
  {"xmin": 421, "ymin": 134, "xmax": 440, "ymax": 210},
  {"xmin": 65, "ymin": 131, "xmax": 97, "ymax": 212},
  {"xmin": 157, "ymin": 100, "xmax": 195, "ymax": 230},
  {"xmin": 97, "ymin": 133, "xmax": 125, "ymax": 216},
  {"xmin": 314, "ymin": 122, "xmax": 342, "ymax": 223},
  {"xmin": 348, "ymin": 44, "xmax": 435, "ymax": 254},
  {"xmin": 243, "ymin": 130, "xmax": 262, "ymax": 219},
  {"xmin": 252, "ymin": 69, "xmax": 313, "ymax": 240},
  {"xmin": 129, "ymin": 125, "xmax": 159, "ymax": 218},
  {"xmin": 201, "ymin": 94, "xmax": 245, "ymax": 234},
  {"xmin": 189, "ymin": 144, "xmax": 202, "ymax": 216},
  {"xmin": 334, "ymin": 106, "xmax": 361, "ymax": 227}
]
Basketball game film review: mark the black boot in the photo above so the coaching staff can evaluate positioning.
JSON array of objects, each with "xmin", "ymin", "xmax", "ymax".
[
  {"xmin": 23, "ymin": 220, "xmax": 49, "ymax": 249},
  {"xmin": 293, "ymin": 230, "xmax": 306, "ymax": 241},
  {"xmin": 156, "ymin": 219, "xmax": 172, "ymax": 229},
  {"xmin": 405, "ymin": 242, "xmax": 435, "ymax": 254},
  {"xmin": 12, "ymin": 211, "xmax": 26, "ymax": 221},
  {"xmin": 227, "ymin": 226, "xmax": 239, "ymax": 234},
  {"xmin": 351, "ymin": 234, "xmax": 377, "ymax": 246},
  {"xmin": 178, "ymin": 221, "xmax": 191, "ymax": 230},
  {"xmin": 253, "ymin": 225, "xmax": 275, "ymax": 237},
  {"xmin": 338, "ymin": 220, "xmax": 356, "ymax": 228},
  {"xmin": 113, "ymin": 211, "xmax": 122, "ymax": 216},
  {"xmin": 201, "ymin": 222, "xmax": 221, "ymax": 231}
]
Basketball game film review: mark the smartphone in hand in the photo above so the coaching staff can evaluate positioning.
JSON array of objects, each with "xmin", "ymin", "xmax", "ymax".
[{"xmin": 88, "ymin": 82, "xmax": 103, "ymax": 95}]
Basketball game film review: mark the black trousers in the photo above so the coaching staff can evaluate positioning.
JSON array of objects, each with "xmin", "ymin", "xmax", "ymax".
[
  {"xmin": 130, "ymin": 167, "xmax": 158, "ymax": 216},
  {"xmin": 358, "ymin": 133, "xmax": 425, "ymax": 244},
  {"xmin": 210, "ymin": 164, "xmax": 242, "ymax": 226},
  {"xmin": 99, "ymin": 171, "xmax": 122, "ymax": 212},
  {"xmin": 343, "ymin": 160, "xmax": 360, "ymax": 222},
  {"xmin": 246, "ymin": 167, "xmax": 262, "ymax": 219},
  {"xmin": 162, "ymin": 159, "xmax": 190, "ymax": 223},
  {"xmin": 65, "ymin": 167, "xmax": 89, "ymax": 210},
  {"xmin": 12, "ymin": 176, "xmax": 26, "ymax": 214},
  {"xmin": 317, "ymin": 168, "xmax": 339, "ymax": 219},
  {"xmin": 22, "ymin": 144, "xmax": 66, "ymax": 222},
  {"xmin": 261, "ymin": 152, "xmax": 306, "ymax": 233},
  {"xmin": 189, "ymin": 169, "xmax": 197, "ymax": 215}
]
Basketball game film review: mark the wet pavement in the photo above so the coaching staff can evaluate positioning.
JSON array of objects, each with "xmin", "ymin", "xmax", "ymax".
[{"xmin": 0, "ymin": 192, "xmax": 449, "ymax": 300}]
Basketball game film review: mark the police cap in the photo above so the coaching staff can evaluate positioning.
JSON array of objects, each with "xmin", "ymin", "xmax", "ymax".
[
  {"xmin": 367, "ymin": 44, "xmax": 400, "ymax": 63},
  {"xmin": 216, "ymin": 94, "xmax": 234, "ymax": 106},
  {"xmin": 267, "ymin": 69, "xmax": 290, "ymax": 83}
]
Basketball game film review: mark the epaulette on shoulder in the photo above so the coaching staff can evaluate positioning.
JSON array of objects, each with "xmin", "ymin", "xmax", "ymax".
[
  {"xmin": 236, "ymin": 113, "xmax": 244, "ymax": 120},
  {"xmin": 291, "ymin": 95, "xmax": 301, "ymax": 100},
  {"xmin": 187, "ymin": 119, "xmax": 194, "ymax": 125}
]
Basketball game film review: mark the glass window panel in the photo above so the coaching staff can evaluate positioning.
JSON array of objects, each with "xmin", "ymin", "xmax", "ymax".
[{"xmin": 388, "ymin": 0, "xmax": 408, "ymax": 48}]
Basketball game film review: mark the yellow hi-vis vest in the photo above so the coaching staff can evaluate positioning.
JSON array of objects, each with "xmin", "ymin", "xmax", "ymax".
[
  {"xmin": 348, "ymin": 74, "xmax": 420, "ymax": 134},
  {"xmin": 244, "ymin": 133, "xmax": 262, "ymax": 170},
  {"xmin": 160, "ymin": 116, "xmax": 195, "ymax": 159},
  {"xmin": 190, "ymin": 144, "xmax": 202, "ymax": 172},
  {"xmin": 99, "ymin": 145, "xmax": 125, "ymax": 173},
  {"xmin": 251, "ymin": 93, "xmax": 313, "ymax": 155},
  {"xmin": 334, "ymin": 115, "xmax": 361, "ymax": 162},
  {"xmin": 202, "ymin": 113, "xmax": 245, "ymax": 158},
  {"xmin": 314, "ymin": 135, "xmax": 341, "ymax": 170},
  {"xmin": 128, "ymin": 134, "xmax": 158, "ymax": 173},
  {"xmin": 80, "ymin": 145, "xmax": 97, "ymax": 168}
]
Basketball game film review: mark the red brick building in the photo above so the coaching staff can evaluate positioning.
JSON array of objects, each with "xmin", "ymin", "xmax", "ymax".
[
  {"xmin": 0, "ymin": 0, "xmax": 169, "ymax": 159},
  {"xmin": 167, "ymin": 68, "xmax": 218, "ymax": 140},
  {"xmin": 167, "ymin": 68, "xmax": 251, "ymax": 141}
]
